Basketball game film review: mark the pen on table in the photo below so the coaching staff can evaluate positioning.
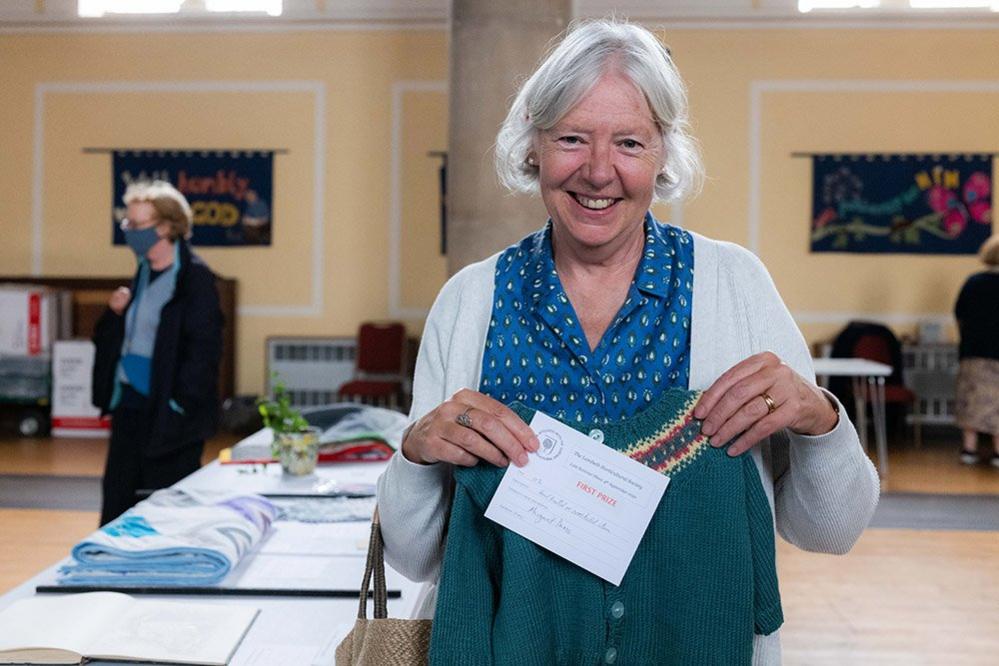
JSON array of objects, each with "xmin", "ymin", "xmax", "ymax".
[
  {"xmin": 218, "ymin": 447, "xmax": 276, "ymax": 465},
  {"xmin": 220, "ymin": 457, "xmax": 277, "ymax": 466}
]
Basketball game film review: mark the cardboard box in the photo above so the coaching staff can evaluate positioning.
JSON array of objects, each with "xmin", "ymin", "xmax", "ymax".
[
  {"xmin": 51, "ymin": 340, "xmax": 110, "ymax": 438},
  {"xmin": 0, "ymin": 285, "xmax": 60, "ymax": 357}
]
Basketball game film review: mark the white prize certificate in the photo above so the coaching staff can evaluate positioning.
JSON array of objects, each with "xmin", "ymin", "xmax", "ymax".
[{"xmin": 484, "ymin": 411, "xmax": 670, "ymax": 585}]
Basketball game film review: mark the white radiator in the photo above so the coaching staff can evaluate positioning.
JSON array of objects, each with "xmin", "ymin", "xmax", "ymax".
[
  {"xmin": 903, "ymin": 343, "xmax": 958, "ymax": 427},
  {"xmin": 265, "ymin": 337, "xmax": 357, "ymax": 408}
]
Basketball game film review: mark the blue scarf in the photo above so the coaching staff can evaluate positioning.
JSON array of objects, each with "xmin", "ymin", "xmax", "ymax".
[{"xmin": 113, "ymin": 243, "xmax": 179, "ymax": 401}]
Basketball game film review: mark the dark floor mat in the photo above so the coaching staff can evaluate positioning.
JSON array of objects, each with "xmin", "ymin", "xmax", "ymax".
[
  {"xmin": 870, "ymin": 492, "xmax": 999, "ymax": 531},
  {"xmin": 0, "ymin": 474, "xmax": 100, "ymax": 510}
]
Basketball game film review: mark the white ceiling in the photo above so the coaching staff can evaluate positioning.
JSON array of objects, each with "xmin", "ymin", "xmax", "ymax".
[{"xmin": 2, "ymin": 0, "xmax": 998, "ymax": 30}]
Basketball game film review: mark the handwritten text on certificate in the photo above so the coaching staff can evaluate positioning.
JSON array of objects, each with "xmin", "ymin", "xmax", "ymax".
[{"xmin": 484, "ymin": 411, "xmax": 669, "ymax": 585}]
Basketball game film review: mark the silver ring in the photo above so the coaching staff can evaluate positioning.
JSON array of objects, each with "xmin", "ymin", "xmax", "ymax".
[{"xmin": 456, "ymin": 408, "xmax": 473, "ymax": 428}]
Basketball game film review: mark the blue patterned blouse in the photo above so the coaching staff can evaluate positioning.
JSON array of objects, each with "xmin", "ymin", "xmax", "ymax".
[{"xmin": 479, "ymin": 213, "xmax": 694, "ymax": 425}]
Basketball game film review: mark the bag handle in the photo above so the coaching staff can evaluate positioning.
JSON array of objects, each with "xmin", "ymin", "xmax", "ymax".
[{"xmin": 357, "ymin": 506, "xmax": 389, "ymax": 620}]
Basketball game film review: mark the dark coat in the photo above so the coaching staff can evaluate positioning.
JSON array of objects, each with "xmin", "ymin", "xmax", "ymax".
[
  {"xmin": 955, "ymin": 271, "xmax": 999, "ymax": 361},
  {"xmin": 92, "ymin": 241, "xmax": 223, "ymax": 457}
]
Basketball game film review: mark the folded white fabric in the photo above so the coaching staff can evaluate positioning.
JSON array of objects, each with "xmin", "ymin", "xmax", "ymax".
[
  {"xmin": 58, "ymin": 488, "xmax": 276, "ymax": 587},
  {"xmin": 319, "ymin": 406, "xmax": 408, "ymax": 449}
]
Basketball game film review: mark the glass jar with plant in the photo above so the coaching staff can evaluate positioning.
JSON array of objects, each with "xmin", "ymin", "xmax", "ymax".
[{"xmin": 257, "ymin": 379, "xmax": 321, "ymax": 476}]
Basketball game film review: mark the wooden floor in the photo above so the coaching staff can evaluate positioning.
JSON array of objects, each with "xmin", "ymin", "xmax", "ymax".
[
  {"xmin": 0, "ymin": 433, "xmax": 235, "ymax": 476},
  {"xmin": 1, "ymin": 431, "xmax": 997, "ymax": 664},
  {"xmin": 778, "ymin": 529, "xmax": 999, "ymax": 665},
  {"xmin": 881, "ymin": 441, "xmax": 999, "ymax": 495}
]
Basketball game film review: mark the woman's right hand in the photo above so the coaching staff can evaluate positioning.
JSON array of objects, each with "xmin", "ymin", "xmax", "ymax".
[
  {"xmin": 401, "ymin": 389, "xmax": 540, "ymax": 468},
  {"xmin": 108, "ymin": 287, "xmax": 131, "ymax": 315}
]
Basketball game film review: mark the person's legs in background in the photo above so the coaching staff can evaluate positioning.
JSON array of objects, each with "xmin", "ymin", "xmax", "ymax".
[
  {"xmin": 101, "ymin": 400, "xmax": 204, "ymax": 525},
  {"xmin": 140, "ymin": 441, "xmax": 204, "ymax": 494},
  {"xmin": 100, "ymin": 407, "xmax": 148, "ymax": 525},
  {"xmin": 960, "ymin": 429, "xmax": 978, "ymax": 464},
  {"xmin": 955, "ymin": 358, "xmax": 999, "ymax": 466}
]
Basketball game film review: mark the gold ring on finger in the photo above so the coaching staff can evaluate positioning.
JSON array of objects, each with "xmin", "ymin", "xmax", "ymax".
[
  {"xmin": 456, "ymin": 408, "xmax": 473, "ymax": 428},
  {"xmin": 760, "ymin": 392, "xmax": 777, "ymax": 415}
]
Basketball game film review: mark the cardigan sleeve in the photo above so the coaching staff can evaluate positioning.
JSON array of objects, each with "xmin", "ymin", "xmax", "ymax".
[
  {"xmin": 377, "ymin": 279, "xmax": 456, "ymax": 583},
  {"xmin": 725, "ymin": 244, "xmax": 880, "ymax": 555},
  {"xmin": 377, "ymin": 257, "xmax": 499, "ymax": 584}
]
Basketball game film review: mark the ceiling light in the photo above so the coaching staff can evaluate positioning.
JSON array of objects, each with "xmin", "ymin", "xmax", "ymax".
[
  {"xmin": 79, "ymin": 0, "xmax": 282, "ymax": 17},
  {"xmin": 205, "ymin": 0, "xmax": 282, "ymax": 16},
  {"xmin": 798, "ymin": 0, "xmax": 881, "ymax": 11},
  {"xmin": 79, "ymin": 0, "xmax": 182, "ymax": 17},
  {"xmin": 909, "ymin": 1, "xmax": 990, "ymax": 7}
]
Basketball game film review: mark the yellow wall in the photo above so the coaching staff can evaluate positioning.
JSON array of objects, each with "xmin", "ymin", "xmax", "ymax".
[
  {"xmin": 656, "ymin": 28, "xmax": 997, "ymax": 346},
  {"xmin": 1, "ymin": 26, "xmax": 994, "ymax": 394},
  {"xmin": 0, "ymin": 30, "xmax": 449, "ymax": 394},
  {"xmin": 399, "ymin": 88, "xmax": 449, "ymax": 314}
]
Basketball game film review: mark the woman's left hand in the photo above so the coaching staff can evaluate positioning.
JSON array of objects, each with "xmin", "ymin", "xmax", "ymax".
[{"xmin": 693, "ymin": 351, "xmax": 839, "ymax": 456}]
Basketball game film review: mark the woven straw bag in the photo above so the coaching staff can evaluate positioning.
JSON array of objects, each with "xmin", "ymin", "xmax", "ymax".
[{"xmin": 335, "ymin": 507, "xmax": 432, "ymax": 665}]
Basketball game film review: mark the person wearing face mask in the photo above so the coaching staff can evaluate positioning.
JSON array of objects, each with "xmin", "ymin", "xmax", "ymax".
[{"xmin": 91, "ymin": 180, "xmax": 223, "ymax": 525}]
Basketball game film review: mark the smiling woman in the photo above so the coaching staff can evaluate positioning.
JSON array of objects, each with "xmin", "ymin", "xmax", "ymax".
[
  {"xmin": 536, "ymin": 70, "xmax": 664, "ymax": 258},
  {"xmin": 494, "ymin": 19, "xmax": 701, "ymax": 204},
  {"xmin": 377, "ymin": 17, "xmax": 879, "ymax": 666}
]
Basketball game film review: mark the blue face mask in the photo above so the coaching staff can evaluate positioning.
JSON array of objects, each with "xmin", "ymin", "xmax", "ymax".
[{"xmin": 123, "ymin": 226, "xmax": 160, "ymax": 258}]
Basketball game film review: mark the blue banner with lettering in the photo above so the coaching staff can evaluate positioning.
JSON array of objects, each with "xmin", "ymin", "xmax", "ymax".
[
  {"xmin": 112, "ymin": 150, "xmax": 274, "ymax": 246},
  {"xmin": 811, "ymin": 154, "xmax": 992, "ymax": 254}
]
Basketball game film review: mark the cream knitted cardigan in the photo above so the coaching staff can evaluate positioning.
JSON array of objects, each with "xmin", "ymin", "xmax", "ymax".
[{"xmin": 377, "ymin": 231, "xmax": 880, "ymax": 665}]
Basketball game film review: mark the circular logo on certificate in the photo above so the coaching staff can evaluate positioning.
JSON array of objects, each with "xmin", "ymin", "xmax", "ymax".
[{"xmin": 536, "ymin": 430, "xmax": 563, "ymax": 460}]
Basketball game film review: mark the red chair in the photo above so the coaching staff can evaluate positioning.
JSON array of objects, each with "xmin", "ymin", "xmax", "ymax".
[
  {"xmin": 337, "ymin": 322, "xmax": 408, "ymax": 410},
  {"xmin": 853, "ymin": 333, "xmax": 917, "ymax": 439}
]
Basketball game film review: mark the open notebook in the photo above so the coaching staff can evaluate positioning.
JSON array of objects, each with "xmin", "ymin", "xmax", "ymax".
[{"xmin": 0, "ymin": 592, "xmax": 257, "ymax": 665}]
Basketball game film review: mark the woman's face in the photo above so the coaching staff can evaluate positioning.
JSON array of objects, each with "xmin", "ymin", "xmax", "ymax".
[
  {"xmin": 534, "ymin": 69, "xmax": 664, "ymax": 254},
  {"xmin": 125, "ymin": 202, "xmax": 171, "ymax": 239}
]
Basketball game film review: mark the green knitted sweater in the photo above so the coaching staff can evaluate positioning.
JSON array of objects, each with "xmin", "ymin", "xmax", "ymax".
[{"xmin": 429, "ymin": 389, "xmax": 783, "ymax": 666}]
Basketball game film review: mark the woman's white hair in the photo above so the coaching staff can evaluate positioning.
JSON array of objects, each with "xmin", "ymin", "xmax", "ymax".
[{"xmin": 495, "ymin": 18, "xmax": 703, "ymax": 203}]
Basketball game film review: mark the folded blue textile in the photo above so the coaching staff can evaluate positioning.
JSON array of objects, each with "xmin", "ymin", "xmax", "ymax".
[{"xmin": 58, "ymin": 489, "xmax": 276, "ymax": 587}]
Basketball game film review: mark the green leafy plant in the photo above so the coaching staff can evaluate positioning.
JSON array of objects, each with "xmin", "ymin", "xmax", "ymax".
[
  {"xmin": 257, "ymin": 377, "xmax": 310, "ymax": 438},
  {"xmin": 256, "ymin": 375, "xmax": 320, "ymax": 472}
]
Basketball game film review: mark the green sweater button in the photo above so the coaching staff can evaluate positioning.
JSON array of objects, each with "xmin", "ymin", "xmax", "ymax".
[{"xmin": 604, "ymin": 646, "xmax": 618, "ymax": 664}]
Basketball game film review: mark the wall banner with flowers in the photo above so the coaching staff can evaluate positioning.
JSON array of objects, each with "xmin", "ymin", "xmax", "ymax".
[
  {"xmin": 111, "ymin": 149, "xmax": 275, "ymax": 247},
  {"xmin": 810, "ymin": 153, "xmax": 992, "ymax": 254}
]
